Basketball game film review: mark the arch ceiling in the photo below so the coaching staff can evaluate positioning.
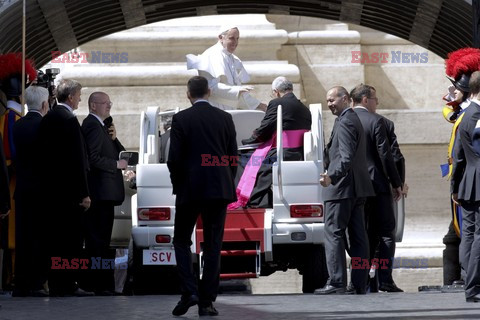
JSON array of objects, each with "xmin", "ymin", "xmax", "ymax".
[{"xmin": 0, "ymin": 0, "xmax": 474, "ymax": 67}]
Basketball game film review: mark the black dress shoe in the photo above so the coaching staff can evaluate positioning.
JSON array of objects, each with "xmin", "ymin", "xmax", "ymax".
[
  {"xmin": 453, "ymin": 279, "xmax": 465, "ymax": 286},
  {"xmin": 345, "ymin": 283, "xmax": 355, "ymax": 295},
  {"xmin": 30, "ymin": 289, "xmax": 49, "ymax": 297},
  {"xmin": 73, "ymin": 288, "xmax": 95, "ymax": 297},
  {"xmin": 466, "ymin": 293, "xmax": 480, "ymax": 302},
  {"xmin": 198, "ymin": 303, "xmax": 219, "ymax": 316},
  {"xmin": 314, "ymin": 284, "xmax": 345, "ymax": 295},
  {"xmin": 379, "ymin": 282, "xmax": 404, "ymax": 293},
  {"xmin": 346, "ymin": 283, "xmax": 366, "ymax": 295},
  {"xmin": 172, "ymin": 294, "xmax": 199, "ymax": 316}
]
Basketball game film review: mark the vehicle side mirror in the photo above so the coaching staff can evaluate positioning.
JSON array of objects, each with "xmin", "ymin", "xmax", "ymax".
[{"xmin": 119, "ymin": 151, "xmax": 139, "ymax": 166}]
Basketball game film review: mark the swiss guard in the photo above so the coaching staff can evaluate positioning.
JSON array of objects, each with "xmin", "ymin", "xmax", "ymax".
[
  {"xmin": 441, "ymin": 47, "xmax": 480, "ymax": 287},
  {"xmin": 0, "ymin": 52, "xmax": 36, "ymax": 292}
]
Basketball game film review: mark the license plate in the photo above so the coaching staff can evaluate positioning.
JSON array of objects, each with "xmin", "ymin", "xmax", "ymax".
[{"xmin": 143, "ymin": 249, "xmax": 176, "ymax": 265}]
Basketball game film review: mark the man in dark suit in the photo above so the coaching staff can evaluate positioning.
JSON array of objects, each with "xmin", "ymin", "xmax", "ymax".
[
  {"xmin": 351, "ymin": 84, "xmax": 403, "ymax": 293},
  {"xmin": 372, "ymin": 113, "xmax": 408, "ymax": 292},
  {"xmin": 168, "ymin": 76, "xmax": 237, "ymax": 316},
  {"xmin": 81, "ymin": 92, "xmax": 127, "ymax": 295},
  {"xmin": 12, "ymin": 86, "xmax": 49, "ymax": 297},
  {"xmin": 315, "ymin": 86, "xmax": 374, "ymax": 295},
  {"xmin": 38, "ymin": 79, "xmax": 93, "ymax": 297},
  {"xmin": 0, "ymin": 136, "xmax": 8, "ymax": 221},
  {"xmin": 382, "ymin": 117, "xmax": 406, "ymax": 190},
  {"xmin": 235, "ymin": 76, "xmax": 312, "ymax": 208},
  {"xmin": 0, "ymin": 135, "xmax": 8, "ymax": 299},
  {"xmin": 451, "ymin": 71, "xmax": 480, "ymax": 302}
]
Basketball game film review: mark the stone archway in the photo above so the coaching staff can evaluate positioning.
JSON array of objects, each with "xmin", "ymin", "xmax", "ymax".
[{"xmin": 0, "ymin": 0, "xmax": 474, "ymax": 67}]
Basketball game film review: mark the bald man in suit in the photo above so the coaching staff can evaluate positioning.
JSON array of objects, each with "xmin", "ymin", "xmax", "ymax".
[{"xmin": 315, "ymin": 86, "xmax": 374, "ymax": 295}]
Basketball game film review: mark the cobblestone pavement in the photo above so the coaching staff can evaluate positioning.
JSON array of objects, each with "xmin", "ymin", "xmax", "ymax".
[{"xmin": 1, "ymin": 291, "xmax": 480, "ymax": 320}]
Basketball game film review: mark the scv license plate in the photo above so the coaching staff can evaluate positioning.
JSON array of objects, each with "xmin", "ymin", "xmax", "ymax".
[{"xmin": 143, "ymin": 249, "xmax": 176, "ymax": 265}]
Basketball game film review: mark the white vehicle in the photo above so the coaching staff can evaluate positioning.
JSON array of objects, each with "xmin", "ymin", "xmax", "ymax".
[{"xmin": 128, "ymin": 104, "xmax": 405, "ymax": 293}]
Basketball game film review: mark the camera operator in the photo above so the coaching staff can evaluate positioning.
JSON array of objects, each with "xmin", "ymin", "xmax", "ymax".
[{"xmin": 35, "ymin": 68, "xmax": 59, "ymax": 109}]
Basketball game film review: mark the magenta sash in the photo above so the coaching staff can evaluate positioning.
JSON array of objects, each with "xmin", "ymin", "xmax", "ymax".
[{"xmin": 228, "ymin": 129, "xmax": 308, "ymax": 210}]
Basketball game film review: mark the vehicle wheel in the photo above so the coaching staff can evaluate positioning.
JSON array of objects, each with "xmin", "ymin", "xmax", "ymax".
[{"xmin": 302, "ymin": 244, "xmax": 328, "ymax": 293}]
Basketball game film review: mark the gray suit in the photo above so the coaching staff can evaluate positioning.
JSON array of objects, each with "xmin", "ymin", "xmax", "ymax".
[
  {"xmin": 354, "ymin": 107, "xmax": 401, "ymax": 286},
  {"xmin": 323, "ymin": 108, "xmax": 374, "ymax": 290},
  {"xmin": 451, "ymin": 101, "xmax": 480, "ymax": 299}
]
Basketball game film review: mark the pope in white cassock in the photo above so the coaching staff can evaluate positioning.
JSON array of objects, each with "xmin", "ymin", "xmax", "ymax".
[{"xmin": 186, "ymin": 26, "xmax": 267, "ymax": 111}]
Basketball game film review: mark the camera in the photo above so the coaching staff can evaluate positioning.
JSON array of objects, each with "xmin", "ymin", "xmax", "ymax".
[{"xmin": 35, "ymin": 68, "xmax": 60, "ymax": 97}]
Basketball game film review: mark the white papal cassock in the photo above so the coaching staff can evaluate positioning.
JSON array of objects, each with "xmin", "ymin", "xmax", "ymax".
[{"xmin": 186, "ymin": 42, "xmax": 260, "ymax": 110}]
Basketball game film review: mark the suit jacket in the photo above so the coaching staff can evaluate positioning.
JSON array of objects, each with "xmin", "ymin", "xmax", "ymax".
[
  {"xmin": 12, "ymin": 111, "xmax": 43, "ymax": 200},
  {"xmin": 323, "ymin": 108, "xmax": 374, "ymax": 201},
  {"xmin": 242, "ymin": 92, "xmax": 312, "ymax": 160},
  {"xmin": 167, "ymin": 101, "xmax": 237, "ymax": 205},
  {"xmin": 0, "ymin": 133, "xmax": 9, "ymax": 214},
  {"xmin": 354, "ymin": 108, "xmax": 402, "ymax": 193},
  {"xmin": 38, "ymin": 104, "xmax": 89, "ymax": 204},
  {"xmin": 82, "ymin": 114, "xmax": 125, "ymax": 204},
  {"xmin": 451, "ymin": 101, "xmax": 480, "ymax": 201},
  {"xmin": 381, "ymin": 115, "xmax": 405, "ymax": 184}
]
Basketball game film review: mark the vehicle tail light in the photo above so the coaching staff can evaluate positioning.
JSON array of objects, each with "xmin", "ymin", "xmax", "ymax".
[
  {"xmin": 155, "ymin": 235, "xmax": 171, "ymax": 243},
  {"xmin": 138, "ymin": 208, "xmax": 171, "ymax": 221},
  {"xmin": 290, "ymin": 205, "xmax": 323, "ymax": 218}
]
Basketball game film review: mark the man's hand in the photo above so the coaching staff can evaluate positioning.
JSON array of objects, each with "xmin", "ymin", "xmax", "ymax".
[
  {"xmin": 124, "ymin": 170, "xmax": 136, "ymax": 181},
  {"xmin": 256, "ymin": 103, "xmax": 267, "ymax": 112},
  {"xmin": 402, "ymin": 183, "xmax": 409, "ymax": 198},
  {"xmin": 392, "ymin": 187, "xmax": 402, "ymax": 202},
  {"xmin": 452, "ymin": 193, "xmax": 459, "ymax": 205},
  {"xmin": 239, "ymin": 86, "xmax": 254, "ymax": 93},
  {"xmin": 117, "ymin": 159, "xmax": 128, "ymax": 170},
  {"xmin": 319, "ymin": 172, "xmax": 331, "ymax": 187},
  {"xmin": 79, "ymin": 196, "xmax": 91, "ymax": 210},
  {"xmin": 0, "ymin": 210, "xmax": 10, "ymax": 219},
  {"xmin": 108, "ymin": 123, "xmax": 117, "ymax": 140}
]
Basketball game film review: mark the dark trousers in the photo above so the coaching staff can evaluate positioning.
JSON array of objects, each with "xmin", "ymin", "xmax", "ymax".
[
  {"xmin": 365, "ymin": 193, "xmax": 396, "ymax": 285},
  {"xmin": 460, "ymin": 201, "xmax": 480, "ymax": 298},
  {"xmin": 48, "ymin": 201, "xmax": 85, "ymax": 294},
  {"xmin": 84, "ymin": 200, "xmax": 115, "ymax": 292},
  {"xmin": 14, "ymin": 195, "xmax": 48, "ymax": 292},
  {"xmin": 324, "ymin": 197, "xmax": 369, "ymax": 290},
  {"xmin": 173, "ymin": 200, "xmax": 227, "ymax": 305}
]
